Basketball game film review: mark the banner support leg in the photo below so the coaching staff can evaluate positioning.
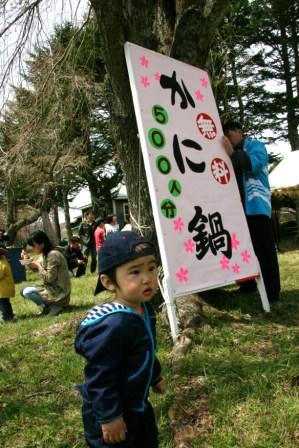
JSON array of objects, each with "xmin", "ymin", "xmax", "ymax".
[
  {"xmin": 159, "ymin": 276, "xmax": 179, "ymax": 341},
  {"xmin": 256, "ymin": 271, "xmax": 270, "ymax": 313}
]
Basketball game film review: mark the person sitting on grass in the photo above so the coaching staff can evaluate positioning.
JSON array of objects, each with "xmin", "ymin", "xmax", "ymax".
[
  {"xmin": 75, "ymin": 231, "xmax": 166, "ymax": 448},
  {"xmin": 65, "ymin": 236, "xmax": 87, "ymax": 278},
  {"xmin": 0, "ymin": 243, "xmax": 15, "ymax": 324},
  {"xmin": 21, "ymin": 230, "xmax": 71, "ymax": 316}
]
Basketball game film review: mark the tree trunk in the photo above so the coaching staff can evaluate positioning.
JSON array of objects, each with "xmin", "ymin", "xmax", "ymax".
[
  {"xmin": 229, "ymin": 50, "xmax": 245, "ymax": 123},
  {"xmin": 5, "ymin": 182, "xmax": 16, "ymax": 230},
  {"xmin": 62, "ymin": 189, "xmax": 73, "ymax": 241},
  {"xmin": 41, "ymin": 210, "xmax": 57, "ymax": 245},
  {"xmin": 279, "ymin": 23, "xmax": 299, "ymax": 151},
  {"xmin": 6, "ymin": 209, "xmax": 41, "ymax": 245},
  {"xmin": 52, "ymin": 205, "xmax": 61, "ymax": 242},
  {"xmin": 90, "ymin": 0, "xmax": 234, "ymax": 239}
]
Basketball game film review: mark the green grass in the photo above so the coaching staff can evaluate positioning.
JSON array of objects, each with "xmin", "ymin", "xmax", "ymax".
[{"xmin": 0, "ymin": 237, "xmax": 299, "ymax": 447}]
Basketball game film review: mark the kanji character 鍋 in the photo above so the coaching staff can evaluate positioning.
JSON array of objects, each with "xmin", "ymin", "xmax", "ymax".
[{"xmin": 188, "ymin": 206, "xmax": 232, "ymax": 260}]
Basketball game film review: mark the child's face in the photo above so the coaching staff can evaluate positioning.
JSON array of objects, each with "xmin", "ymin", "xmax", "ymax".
[{"xmin": 104, "ymin": 255, "xmax": 158, "ymax": 308}]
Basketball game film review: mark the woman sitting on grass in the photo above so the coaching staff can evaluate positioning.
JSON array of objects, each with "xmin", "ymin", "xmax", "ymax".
[{"xmin": 21, "ymin": 230, "xmax": 71, "ymax": 316}]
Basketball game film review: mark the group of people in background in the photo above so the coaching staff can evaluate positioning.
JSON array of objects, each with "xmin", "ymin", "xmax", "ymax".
[
  {"xmin": 0, "ymin": 211, "xmax": 132, "ymax": 323},
  {"xmin": 76, "ymin": 210, "xmax": 131, "ymax": 276}
]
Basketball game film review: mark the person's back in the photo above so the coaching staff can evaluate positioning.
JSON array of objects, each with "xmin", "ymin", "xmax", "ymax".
[{"xmin": 75, "ymin": 231, "xmax": 166, "ymax": 447}]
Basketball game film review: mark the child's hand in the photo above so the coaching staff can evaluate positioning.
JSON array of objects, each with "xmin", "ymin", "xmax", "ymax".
[
  {"xmin": 101, "ymin": 416, "xmax": 127, "ymax": 444},
  {"xmin": 152, "ymin": 378, "xmax": 167, "ymax": 394}
]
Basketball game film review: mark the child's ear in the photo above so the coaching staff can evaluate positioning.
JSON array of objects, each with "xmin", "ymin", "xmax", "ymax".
[{"xmin": 100, "ymin": 274, "xmax": 116, "ymax": 292}]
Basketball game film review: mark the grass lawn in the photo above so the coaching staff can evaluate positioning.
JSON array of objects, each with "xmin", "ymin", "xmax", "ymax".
[{"xmin": 0, "ymin": 238, "xmax": 299, "ymax": 447}]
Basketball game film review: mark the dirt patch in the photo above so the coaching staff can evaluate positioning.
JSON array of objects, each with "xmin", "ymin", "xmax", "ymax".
[{"xmin": 168, "ymin": 377, "xmax": 213, "ymax": 447}]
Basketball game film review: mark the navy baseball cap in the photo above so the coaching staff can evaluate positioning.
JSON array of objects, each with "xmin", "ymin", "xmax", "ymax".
[{"xmin": 94, "ymin": 231, "xmax": 156, "ymax": 295}]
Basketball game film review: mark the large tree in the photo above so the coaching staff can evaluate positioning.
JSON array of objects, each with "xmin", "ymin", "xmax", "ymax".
[{"xmin": 89, "ymin": 0, "xmax": 236, "ymax": 238}]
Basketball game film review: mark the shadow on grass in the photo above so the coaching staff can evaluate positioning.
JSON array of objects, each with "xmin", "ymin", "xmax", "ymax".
[{"xmin": 200, "ymin": 288, "xmax": 299, "ymax": 327}]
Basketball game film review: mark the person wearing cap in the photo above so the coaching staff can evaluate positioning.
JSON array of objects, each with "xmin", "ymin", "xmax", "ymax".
[
  {"xmin": 75, "ymin": 231, "xmax": 166, "ymax": 447},
  {"xmin": 0, "ymin": 243, "xmax": 15, "ymax": 323}
]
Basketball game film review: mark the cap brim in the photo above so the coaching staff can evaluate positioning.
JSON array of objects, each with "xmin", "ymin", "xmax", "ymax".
[{"xmin": 94, "ymin": 276, "xmax": 106, "ymax": 296}]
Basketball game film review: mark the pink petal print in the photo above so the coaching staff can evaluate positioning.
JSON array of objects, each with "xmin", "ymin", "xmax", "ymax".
[
  {"xmin": 220, "ymin": 256, "xmax": 230, "ymax": 270},
  {"xmin": 154, "ymin": 72, "xmax": 161, "ymax": 81},
  {"xmin": 232, "ymin": 263, "xmax": 240, "ymax": 274},
  {"xmin": 200, "ymin": 77, "xmax": 208, "ymax": 88},
  {"xmin": 184, "ymin": 239, "xmax": 195, "ymax": 253},
  {"xmin": 195, "ymin": 90, "xmax": 204, "ymax": 101},
  {"xmin": 140, "ymin": 76, "xmax": 150, "ymax": 88},
  {"xmin": 176, "ymin": 267, "xmax": 189, "ymax": 283},
  {"xmin": 140, "ymin": 55, "xmax": 149, "ymax": 68},
  {"xmin": 231, "ymin": 232, "xmax": 240, "ymax": 250},
  {"xmin": 173, "ymin": 217, "xmax": 184, "ymax": 232},
  {"xmin": 241, "ymin": 250, "xmax": 251, "ymax": 264}
]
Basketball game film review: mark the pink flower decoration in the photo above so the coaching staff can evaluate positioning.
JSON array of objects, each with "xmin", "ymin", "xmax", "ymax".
[
  {"xmin": 200, "ymin": 77, "xmax": 208, "ymax": 88},
  {"xmin": 154, "ymin": 72, "xmax": 161, "ymax": 81},
  {"xmin": 195, "ymin": 90, "xmax": 204, "ymax": 101},
  {"xmin": 140, "ymin": 76, "xmax": 150, "ymax": 88},
  {"xmin": 231, "ymin": 232, "xmax": 240, "ymax": 250},
  {"xmin": 232, "ymin": 263, "xmax": 240, "ymax": 274},
  {"xmin": 140, "ymin": 55, "xmax": 149, "ymax": 68},
  {"xmin": 220, "ymin": 256, "xmax": 230, "ymax": 270},
  {"xmin": 184, "ymin": 239, "xmax": 195, "ymax": 253},
  {"xmin": 176, "ymin": 267, "xmax": 189, "ymax": 283},
  {"xmin": 173, "ymin": 217, "xmax": 184, "ymax": 232},
  {"xmin": 241, "ymin": 250, "xmax": 251, "ymax": 264}
]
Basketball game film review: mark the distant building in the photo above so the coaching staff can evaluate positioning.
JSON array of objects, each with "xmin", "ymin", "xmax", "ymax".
[{"xmin": 62, "ymin": 184, "xmax": 129, "ymax": 236}]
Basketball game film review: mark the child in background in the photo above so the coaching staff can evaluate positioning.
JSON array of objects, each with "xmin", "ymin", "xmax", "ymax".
[
  {"xmin": 0, "ymin": 244, "xmax": 15, "ymax": 323},
  {"xmin": 75, "ymin": 231, "xmax": 166, "ymax": 447},
  {"xmin": 94, "ymin": 217, "xmax": 105, "ymax": 252}
]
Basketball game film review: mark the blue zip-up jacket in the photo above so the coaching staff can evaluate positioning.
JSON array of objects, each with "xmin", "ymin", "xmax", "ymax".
[
  {"xmin": 242, "ymin": 138, "xmax": 271, "ymax": 217},
  {"xmin": 75, "ymin": 302, "xmax": 162, "ymax": 426}
]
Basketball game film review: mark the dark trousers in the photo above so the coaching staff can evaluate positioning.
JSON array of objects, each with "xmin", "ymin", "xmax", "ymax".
[
  {"xmin": 0, "ymin": 298, "xmax": 14, "ymax": 322},
  {"xmin": 84, "ymin": 245, "xmax": 97, "ymax": 274},
  {"xmin": 246, "ymin": 215, "xmax": 280, "ymax": 302},
  {"xmin": 82, "ymin": 401, "xmax": 158, "ymax": 448},
  {"xmin": 74, "ymin": 263, "xmax": 87, "ymax": 278}
]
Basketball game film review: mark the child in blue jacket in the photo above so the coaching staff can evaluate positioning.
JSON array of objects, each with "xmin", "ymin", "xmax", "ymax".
[{"xmin": 75, "ymin": 231, "xmax": 166, "ymax": 447}]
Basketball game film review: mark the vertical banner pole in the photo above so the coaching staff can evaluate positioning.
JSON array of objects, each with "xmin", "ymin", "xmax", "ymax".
[
  {"xmin": 158, "ymin": 275, "xmax": 179, "ymax": 341},
  {"xmin": 256, "ymin": 264, "xmax": 270, "ymax": 312}
]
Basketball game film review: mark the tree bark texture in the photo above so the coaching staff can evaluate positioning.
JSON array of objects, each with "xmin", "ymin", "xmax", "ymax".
[
  {"xmin": 41, "ymin": 210, "xmax": 57, "ymax": 245},
  {"xmin": 278, "ymin": 16, "xmax": 299, "ymax": 150},
  {"xmin": 90, "ymin": 0, "xmax": 234, "ymax": 238},
  {"xmin": 62, "ymin": 189, "xmax": 73, "ymax": 241},
  {"xmin": 52, "ymin": 205, "xmax": 61, "ymax": 243}
]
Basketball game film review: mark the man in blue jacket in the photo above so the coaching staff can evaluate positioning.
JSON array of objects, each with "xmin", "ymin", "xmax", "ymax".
[
  {"xmin": 75, "ymin": 231, "xmax": 166, "ymax": 447},
  {"xmin": 222, "ymin": 120, "xmax": 280, "ymax": 302}
]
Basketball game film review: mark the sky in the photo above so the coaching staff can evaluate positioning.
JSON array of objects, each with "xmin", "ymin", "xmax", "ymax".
[{"xmin": 0, "ymin": 0, "xmax": 88, "ymax": 107}]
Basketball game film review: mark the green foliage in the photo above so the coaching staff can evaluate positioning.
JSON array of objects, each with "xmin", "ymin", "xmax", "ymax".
[{"xmin": 209, "ymin": 0, "xmax": 299, "ymax": 147}]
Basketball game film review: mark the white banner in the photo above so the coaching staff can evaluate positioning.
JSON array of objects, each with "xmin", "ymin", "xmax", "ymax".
[{"xmin": 125, "ymin": 42, "xmax": 260, "ymax": 298}]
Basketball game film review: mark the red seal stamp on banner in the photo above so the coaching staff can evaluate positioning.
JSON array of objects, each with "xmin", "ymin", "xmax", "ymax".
[
  {"xmin": 196, "ymin": 113, "xmax": 217, "ymax": 140},
  {"xmin": 211, "ymin": 158, "xmax": 230, "ymax": 184}
]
